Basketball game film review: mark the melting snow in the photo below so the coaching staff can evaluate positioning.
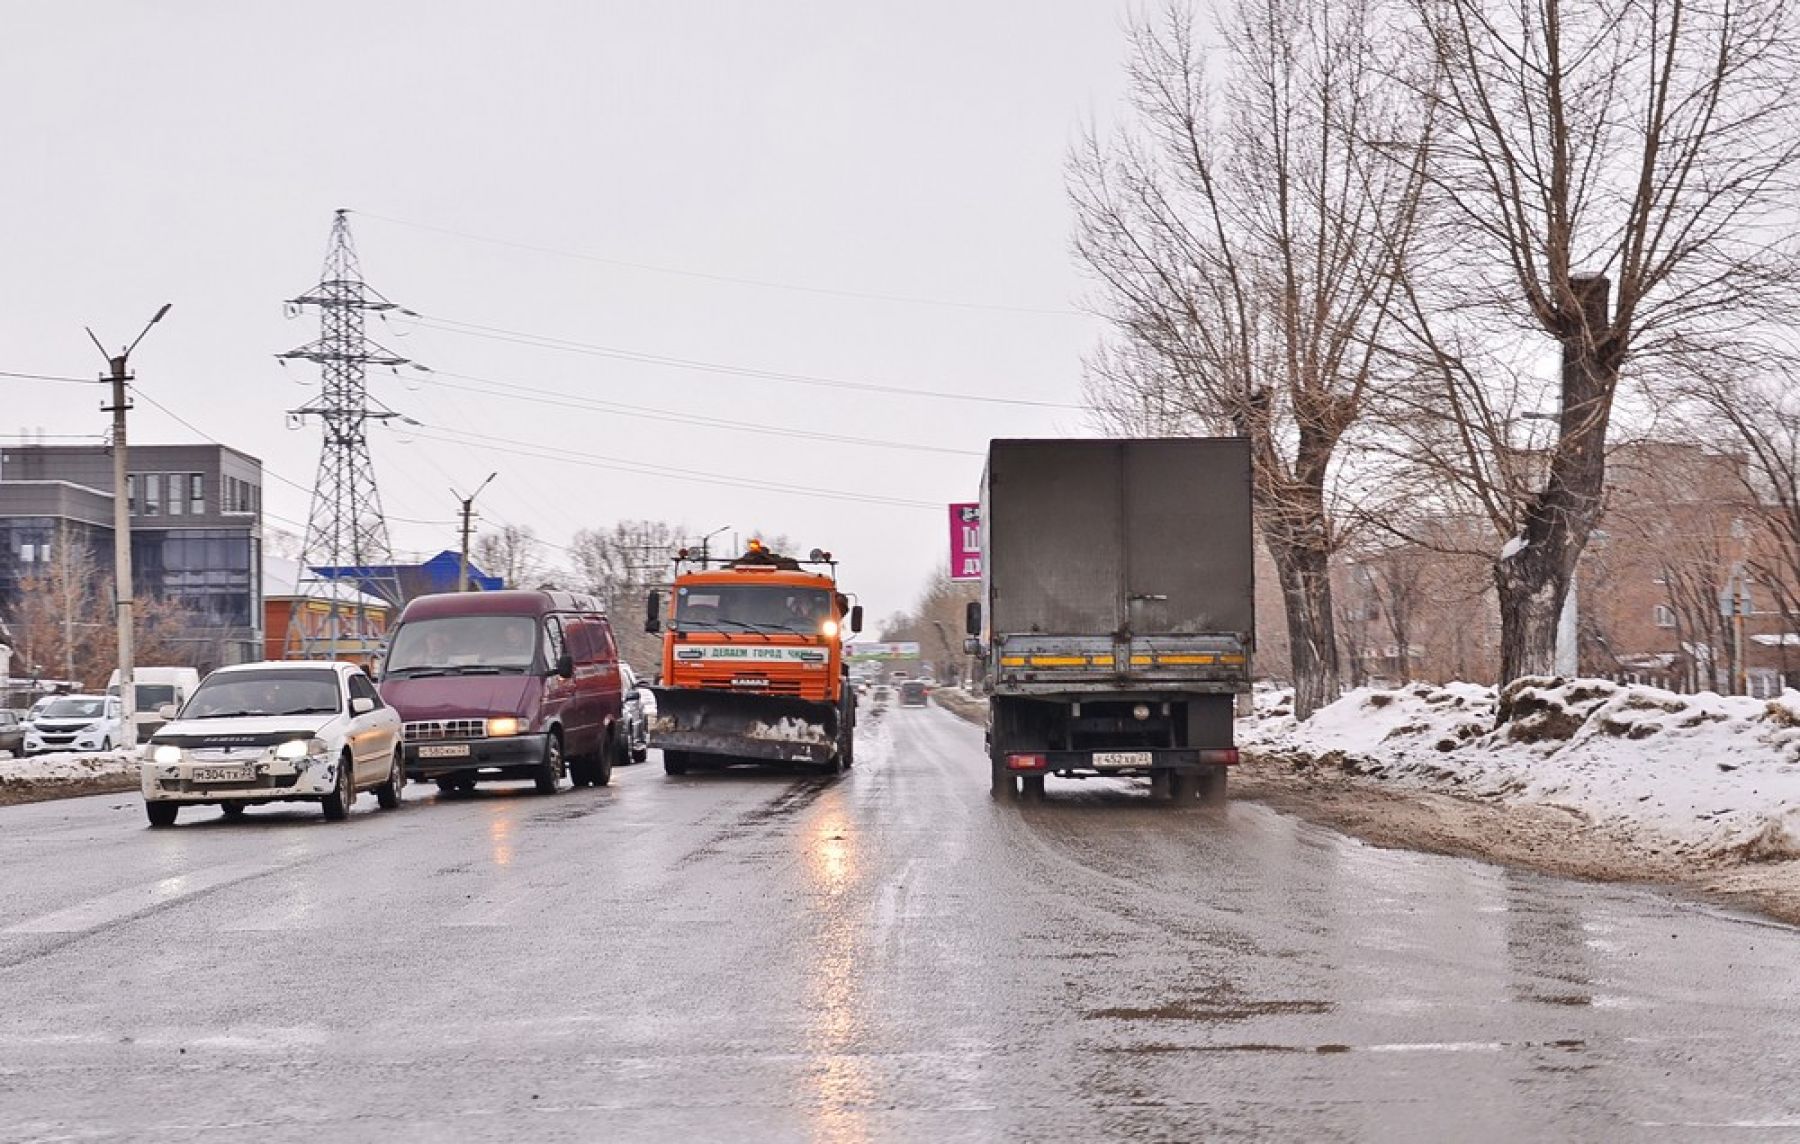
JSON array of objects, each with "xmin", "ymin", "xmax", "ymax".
[
  {"xmin": 1, "ymin": 749, "xmax": 139, "ymax": 786},
  {"xmin": 1242, "ymin": 678, "xmax": 1800, "ymax": 863}
]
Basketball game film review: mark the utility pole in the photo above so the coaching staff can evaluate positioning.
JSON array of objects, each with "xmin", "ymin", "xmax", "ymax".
[
  {"xmin": 455, "ymin": 472, "xmax": 497, "ymax": 591},
  {"xmin": 87, "ymin": 302, "xmax": 172, "ymax": 752}
]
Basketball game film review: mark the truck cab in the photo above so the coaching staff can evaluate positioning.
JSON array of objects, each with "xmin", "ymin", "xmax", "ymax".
[{"xmin": 646, "ymin": 541, "xmax": 863, "ymax": 774}]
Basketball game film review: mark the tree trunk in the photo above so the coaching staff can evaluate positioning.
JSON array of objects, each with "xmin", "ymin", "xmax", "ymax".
[
  {"xmin": 1270, "ymin": 538, "xmax": 1341, "ymax": 720},
  {"xmin": 1495, "ymin": 275, "xmax": 1618, "ymax": 686}
]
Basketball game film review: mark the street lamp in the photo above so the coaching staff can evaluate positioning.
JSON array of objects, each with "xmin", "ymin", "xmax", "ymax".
[
  {"xmin": 454, "ymin": 472, "xmax": 498, "ymax": 592},
  {"xmin": 697, "ymin": 524, "xmax": 730, "ymax": 566},
  {"xmin": 85, "ymin": 302, "xmax": 173, "ymax": 752}
]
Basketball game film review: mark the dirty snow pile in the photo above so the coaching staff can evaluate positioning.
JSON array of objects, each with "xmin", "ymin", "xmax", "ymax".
[
  {"xmin": 0, "ymin": 748, "xmax": 140, "ymax": 791},
  {"xmin": 1241, "ymin": 677, "xmax": 1800, "ymax": 863}
]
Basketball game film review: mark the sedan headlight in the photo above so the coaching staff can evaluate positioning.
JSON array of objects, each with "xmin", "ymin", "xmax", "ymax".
[
  {"xmin": 275, "ymin": 737, "xmax": 329, "ymax": 761},
  {"xmin": 152, "ymin": 744, "xmax": 183, "ymax": 765},
  {"xmin": 486, "ymin": 717, "xmax": 520, "ymax": 737}
]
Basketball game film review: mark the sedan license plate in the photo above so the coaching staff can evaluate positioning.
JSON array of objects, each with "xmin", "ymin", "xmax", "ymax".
[
  {"xmin": 1093, "ymin": 751, "xmax": 1152, "ymax": 769},
  {"xmin": 416, "ymin": 744, "xmax": 471, "ymax": 759},
  {"xmin": 192, "ymin": 765, "xmax": 255, "ymax": 784}
]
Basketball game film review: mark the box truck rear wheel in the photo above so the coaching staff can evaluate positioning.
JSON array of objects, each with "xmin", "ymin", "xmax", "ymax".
[{"xmin": 663, "ymin": 750, "xmax": 689, "ymax": 776}]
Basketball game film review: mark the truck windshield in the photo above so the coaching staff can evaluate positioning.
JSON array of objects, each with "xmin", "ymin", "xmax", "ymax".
[
  {"xmin": 134, "ymin": 684, "xmax": 177, "ymax": 709},
  {"xmin": 674, "ymin": 586, "xmax": 831, "ymax": 635},
  {"xmin": 384, "ymin": 616, "xmax": 541, "ymax": 675}
]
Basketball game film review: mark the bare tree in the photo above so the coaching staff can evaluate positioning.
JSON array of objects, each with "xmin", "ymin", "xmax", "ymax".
[
  {"xmin": 873, "ymin": 571, "xmax": 980, "ymax": 686},
  {"xmin": 472, "ymin": 524, "xmax": 544, "ymax": 589},
  {"xmin": 8, "ymin": 532, "xmax": 197, "ymax": 688},
  {"xmin": 1385, "ymin": 0, "xmax": 1800, "ymax": 683},
  {"xmin": 1072, "ymin": 0, "xmax": 1427, "ymax": 718},
  {"xmin": 570, "ymin": 520, "xmax": 685, "ymax": 670}
]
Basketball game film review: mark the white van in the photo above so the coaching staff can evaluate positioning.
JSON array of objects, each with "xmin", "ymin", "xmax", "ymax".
[{"xmin": 108, "ymin": 666, "xmax": 203, "ymax": 740}]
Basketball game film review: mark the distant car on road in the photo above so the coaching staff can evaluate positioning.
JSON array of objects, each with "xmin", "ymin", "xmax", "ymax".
[
  {"xmin": 0, "ymin": 710, "xmax": 24, "ymax": 756},
  {"xmin": 620, "ymin": 664, "xmax": 651, "ymax": 764},
  {"xmin": 899, "ymin": 680, "xmax": 930, "ymax": 707},
  {"xmin": 140, "ymin": 661, "xmax": 403, "ymax": 827},
  {"xmin": 22, "ymin": 695, "xmax": 124, "ymax": 755}
]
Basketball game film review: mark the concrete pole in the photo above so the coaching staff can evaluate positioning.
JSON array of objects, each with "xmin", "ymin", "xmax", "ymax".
[{"xmin": 106, "ymin": 354, "xmax": 137, "ymax": 751}]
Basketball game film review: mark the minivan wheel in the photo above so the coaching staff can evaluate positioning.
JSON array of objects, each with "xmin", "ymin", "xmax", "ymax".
[
  {"xmin": 594, "ymin": 731, "xmax": 621, "ymax": 788},
  {"xmin": 534, "ymin": 735, "xmax": 564, "ymax": 795},
  {"xmin": 663, "ymin": 750, "xmax": 689, "ymax": 776}
]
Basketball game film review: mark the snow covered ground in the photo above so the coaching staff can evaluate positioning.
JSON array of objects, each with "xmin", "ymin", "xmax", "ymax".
[
  {"xmin": 0, "ymin": 748, "xmax": 139, "ymax": 792},
  {"xmin": 1241, "ymin": 677, "xmax": 1800, "ymax": 864}
]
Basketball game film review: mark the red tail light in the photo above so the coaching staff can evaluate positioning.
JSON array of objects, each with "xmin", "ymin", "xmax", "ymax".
[
  {"xmin": 1006, "ymin": 753, "xmax": 1048, "ymax": 772},
  {"xmin": 1198, "ymin": 749, "xmax": 1240, "ymax": 765}
]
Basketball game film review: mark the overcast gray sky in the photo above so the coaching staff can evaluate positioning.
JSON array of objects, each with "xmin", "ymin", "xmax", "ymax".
[{"xmin": 2, "ymin": 1, "xmax": 1147, "ymax": 620}]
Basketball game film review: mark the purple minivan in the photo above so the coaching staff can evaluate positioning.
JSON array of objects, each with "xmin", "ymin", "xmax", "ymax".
[{"xmin": 378, "ymin": 590, "xmax": 627, "ymax": 794}]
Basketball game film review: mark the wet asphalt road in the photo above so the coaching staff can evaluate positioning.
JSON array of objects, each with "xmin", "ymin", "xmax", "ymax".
[{"xmin": 1, "ymin": 704, "xmax": 1797, "ymax": 1142}]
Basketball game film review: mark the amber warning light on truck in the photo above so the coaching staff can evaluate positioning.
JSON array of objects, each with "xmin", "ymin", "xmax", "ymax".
[{"xmin": 949, "ymin": 503, "xmax": 982, "ymax": 581}]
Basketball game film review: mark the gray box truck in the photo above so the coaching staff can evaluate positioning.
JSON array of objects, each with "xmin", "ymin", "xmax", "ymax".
[{"xmin": 967, "ymin": 438, "xmax": 1254, "ymax": 803}]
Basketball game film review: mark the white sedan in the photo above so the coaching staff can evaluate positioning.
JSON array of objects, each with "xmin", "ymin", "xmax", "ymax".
[{"xmin": 140, "ymin": 661, "xmax": 403, "ymax": 827}]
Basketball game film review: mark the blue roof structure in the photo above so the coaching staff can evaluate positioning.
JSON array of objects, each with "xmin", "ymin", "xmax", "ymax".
[{"xmin": 312, "ymin": 550, "xmax": 504, "ymax": 604}]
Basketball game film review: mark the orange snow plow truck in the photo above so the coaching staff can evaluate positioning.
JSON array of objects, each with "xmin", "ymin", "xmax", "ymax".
[{"xmin": 644, "ymin": 541, "xmax": 863, "ymax": 775}]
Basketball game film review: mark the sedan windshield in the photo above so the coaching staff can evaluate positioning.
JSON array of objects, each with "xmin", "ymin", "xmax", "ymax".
[
  {"xmin": 384, "ymin": 615, "xmax": 540, "ymax": 676},
  {"xmin": 674, "ymin": 586, "xmax": 831, "ymax": 635},
  {"xmin": 183, "ymin": 671, "xmax": 342, "ymax": 719},
  {"xmin": 42, "ymin": 697, "xmax": 108, "ymax": 720}
]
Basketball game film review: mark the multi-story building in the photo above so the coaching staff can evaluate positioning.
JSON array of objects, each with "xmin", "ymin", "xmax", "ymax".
[{"xmin": 0, "ymin": 443, "xmax": 263, "ymax": 672}]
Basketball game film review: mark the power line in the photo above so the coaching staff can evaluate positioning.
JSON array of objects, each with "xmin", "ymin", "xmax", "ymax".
[
  {"xmin": 352, "ymin": 209, "xmax": 1085, "ymax": 318},
  {"xmin": 404, "ymin": 422, "xmax": 943, "ymax": 511},
  {"xmin": 399, "ymin": 311, "xmax": 1085, "ymax": 411},
  {"xmin": 133, "ymin": 385, "xmax": 453, "ymax": 527},
  {"xmin": 0, "ymin": 369, "xmax": 102, "ymax": 385},
  {"xmin": 403, "ymin": 364, "xmax": 983, "ymax": 457}
]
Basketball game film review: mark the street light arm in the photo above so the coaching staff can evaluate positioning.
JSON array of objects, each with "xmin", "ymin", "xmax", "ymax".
[{"xmin": 123, "ymin": 303, "xmax": 173, "ymax": 359}]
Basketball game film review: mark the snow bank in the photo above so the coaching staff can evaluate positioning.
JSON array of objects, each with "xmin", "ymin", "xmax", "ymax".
[
  {"xmin": 1242, "ymin": 677, "xmax": 1800, "ymax": 863},
  {"xmin": 0, "ymin": 748, "xmax": 140, "ymax": 790}
]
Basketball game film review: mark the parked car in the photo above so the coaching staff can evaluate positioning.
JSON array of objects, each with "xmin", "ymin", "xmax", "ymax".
[
  {"xmin": 22, "ymin": 694, "xmax": 124, "ymax": 755},
  {"xmin": 619, "ymin": 664, "xmax": 651, "ymax": 764},
  {"xmin": 899, "ymin": 680, "xmax": 931, "ymax": 707},
  {"xmin": 0, "ymin": 710, "xmax": 24, "ymax": 756},
  {"xmin": 378, "ymin": 590, "xmax": 628, "ymax": 793},
  {"xmin": 140, "ymin": 660, "xmax": 404, "ymax": 827}
]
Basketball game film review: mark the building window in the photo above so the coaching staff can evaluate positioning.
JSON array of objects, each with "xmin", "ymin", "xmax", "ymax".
[
  {"xmin": 167, "ymin": 473, "xmax": 183, "ymax": 517},
  {"xmin": 1653, "ymin": 604, "xmax": 1676, "ymax": 629},
  {"xmin": 190, "ymin": 473, "xmax": 205, "ymax": 516},
  {"xmin": 126, "ymin": 474, "xmax": 138, "ymax": 516},
  {"xmin": 143, "ymin": 473, "xmax": 161, "ymax": 517}
]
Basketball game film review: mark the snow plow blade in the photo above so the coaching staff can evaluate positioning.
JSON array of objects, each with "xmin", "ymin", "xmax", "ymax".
[{"xmin": 646, "ymin": 688, "xmax": 840, "ymax": 764}]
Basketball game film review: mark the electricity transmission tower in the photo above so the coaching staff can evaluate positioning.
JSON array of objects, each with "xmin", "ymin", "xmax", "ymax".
[{"xmin": 278, "ymin": 210, "xmax": 408, "ymax": 660}]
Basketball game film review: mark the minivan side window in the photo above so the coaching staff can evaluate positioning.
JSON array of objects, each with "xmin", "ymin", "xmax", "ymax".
[
  {"xmin": 590, "ymin": 615, "xmax": 619, "ymax": 662},
  {"xmin": 543, "ymin": 616, "xmax": 566, "ymax": 665},
  {"xmin": 562, "ymin": 617, "xmax": 597, "ymax": 663}
]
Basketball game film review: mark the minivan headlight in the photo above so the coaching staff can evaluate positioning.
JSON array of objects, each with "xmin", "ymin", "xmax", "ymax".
[
  {"xmin": 486, "ymin": 717, "xmax": 520, "ymax": 737},
  {"xmin": 152, "ymin": 744, "xmax": 183, "ymax": 765}
]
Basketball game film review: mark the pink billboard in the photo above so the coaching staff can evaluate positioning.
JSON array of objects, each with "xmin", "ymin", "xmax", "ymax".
[{"xmin": 949, "ymin": 503, "xmax": 982, "ymax": 581}]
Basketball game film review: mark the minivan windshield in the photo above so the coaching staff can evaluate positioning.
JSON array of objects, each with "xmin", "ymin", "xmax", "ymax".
[
  {"xmin": 674, "ymin": 586, "xmax": 831, "ymax": 635},
  {"xmin": 384, "ymin": 615, "xmax": 541, "ymax": 677},
  {"xmin": 183, "ymin": 670, "xmax": 342, "ymax": 719},
  {"xmin": 41, "ymin": 697, "xmax": 109, "ymax": 721}
]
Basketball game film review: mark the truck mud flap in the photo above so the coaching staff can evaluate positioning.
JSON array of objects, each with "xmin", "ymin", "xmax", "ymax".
[{"xmin": 647, "ymin": 688, "xmax": 840, "ymax": 764}]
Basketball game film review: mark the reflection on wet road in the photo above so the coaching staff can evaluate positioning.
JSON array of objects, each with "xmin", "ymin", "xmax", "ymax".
[{"xmin": 0, "ymin": 704, "xmax": 1796, "ymax": 1141}]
